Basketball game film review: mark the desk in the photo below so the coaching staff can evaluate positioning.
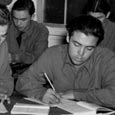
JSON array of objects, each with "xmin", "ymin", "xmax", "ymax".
[{"xmin": 0, "ymin": 92, "xmax": 71, "ymax": 115}]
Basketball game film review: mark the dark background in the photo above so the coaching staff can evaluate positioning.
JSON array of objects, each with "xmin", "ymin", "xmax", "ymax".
[{"xmin": 44, "ymin": 0, "xmax": 115, "ymax": 24}]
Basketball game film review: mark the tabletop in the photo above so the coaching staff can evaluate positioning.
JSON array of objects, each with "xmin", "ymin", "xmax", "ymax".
[{"xmin": 0, "ymin": 92, "xmax": 71, "ymax": 115}]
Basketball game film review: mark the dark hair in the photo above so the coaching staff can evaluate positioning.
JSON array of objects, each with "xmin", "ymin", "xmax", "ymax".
[
  {"xmin": 66, "ymin": 15, "xmax": 104, "ymax": 45},
  {"xmin": 0, "ymin": 5, "xmax": 10, "ymax": 25},
  {"xmin": 11, "ymin": 0, "xmax": 35, "ymax": 16}
]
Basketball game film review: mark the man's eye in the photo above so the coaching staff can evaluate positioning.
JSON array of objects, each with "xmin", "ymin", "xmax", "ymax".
[
  {"xmin": 73, "ymin": 43, "xmax": 80, "ymax": 47},
  {"xmin": 87, "ymin": 47, "xmax": 94, "ymax": 51}
]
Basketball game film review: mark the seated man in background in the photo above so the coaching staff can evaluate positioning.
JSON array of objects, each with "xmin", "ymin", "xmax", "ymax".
[
  {"xmin": 16, "ymin": 14, "xmax": 115, "ymax": 108},
  {"xmin": 89, "ymin": 0, "xmax": 115, "ymax": 52},
  {"xmin": 0, "ymin": 5, "xmax": 13, "ymax": 102},
  {"xmin": 7, "ymin": 0, "xmax": 49, "ymax": 75}
]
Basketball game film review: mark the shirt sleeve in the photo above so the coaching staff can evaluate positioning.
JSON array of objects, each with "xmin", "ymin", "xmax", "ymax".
[
  {"xmin": 74, "ymin": 54, "xmax": 115, "ymax": 108},
  {"xmin": 0, "ymin": 41, "xmax": 14, "ymax": 96},
  {"xmin": 16, "ymin": 50, "xmax": 52, "ymax": 99}
]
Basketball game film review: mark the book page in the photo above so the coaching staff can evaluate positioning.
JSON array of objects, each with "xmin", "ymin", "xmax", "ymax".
[
  {"xmin": 56, "ymin": 98, "xmax": 96, "ymax": 115},
  {"xmin": 24, "ymin": 97, "xmax": 57, "ymax": 107},
  {"xmin": 77, "ymin": 101, "xmax": 115, "ymax": 115},
  {"xmin": 77, "ymin": 101, "xmax": 112, "ymax": 111}
]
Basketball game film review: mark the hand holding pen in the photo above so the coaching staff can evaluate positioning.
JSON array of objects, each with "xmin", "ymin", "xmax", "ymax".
[{"xmin": 42, "ymin": 73, "xmax": 61, "ymax": 104}]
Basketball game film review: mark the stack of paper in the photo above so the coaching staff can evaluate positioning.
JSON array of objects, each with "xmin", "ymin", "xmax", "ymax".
[{"xmin": 11, "ymin": 103, "xmax": 50, "ymax": 115}]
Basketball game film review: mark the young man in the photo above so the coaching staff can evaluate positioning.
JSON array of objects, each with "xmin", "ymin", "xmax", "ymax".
[
  {"xmin": 16, "ymin": 15, "xmax": 115, "ymax": 108},
  {"xmin": 89, "ymin": 0, "xmax": 115, "ymax": 52},
  {"xmin": 0, "ymin": 5, "xmax": 13, "ymax": 102},
  {"xmin": 7, "ymin": 0, "xmax": 49, "ymax": 74}
]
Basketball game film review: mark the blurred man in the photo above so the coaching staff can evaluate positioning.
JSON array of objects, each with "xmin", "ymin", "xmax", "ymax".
[{"xmin": 7, "ymin": 0, "xmax": 49, "ymax": 75}]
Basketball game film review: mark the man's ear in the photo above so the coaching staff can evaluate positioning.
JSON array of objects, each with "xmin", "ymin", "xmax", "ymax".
[
  {"xmin": 31, "ymin": 13, "xmax": 35, "ymax": 20},
  {"xmin": 66, "ymin": 33, "xmax": 70, "ymax": 43}
]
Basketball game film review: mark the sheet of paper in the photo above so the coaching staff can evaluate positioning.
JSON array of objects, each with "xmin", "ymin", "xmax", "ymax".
[
  {"xmin": 24, "ymin": 97, "xmax": 48, "ymax": 105},
  {"xmin": 77, "ymin": 101, "xmax": 102, "ymax": 110},
  {"xmin": 0, "ymin": 102, "xmax": 8, "ymax": 113},
  {"xmin": 24, "ymin": 97, "xmax": 57, "ymax": 107},
  {"xmin": 56, "ymin": 98, "xmax": 96, "ymax": 115}
]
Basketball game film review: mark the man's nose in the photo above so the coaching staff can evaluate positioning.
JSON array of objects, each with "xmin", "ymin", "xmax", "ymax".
[
  {"xmin": 78, "ymin": 47, "xmax": 85, "ymax": 58},
  {"xmin": 17, "ymin": 20, "xmax": 22, "ymax": 26}
]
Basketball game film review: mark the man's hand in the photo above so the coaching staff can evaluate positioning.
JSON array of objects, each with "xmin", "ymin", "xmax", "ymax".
[
  {"xmin": 42, "ymin": 88, "xmax": 61, "ymax": 104},
  {"xmin": 0, "ymin": 93, "xmax": 10, "ymax": 104}
]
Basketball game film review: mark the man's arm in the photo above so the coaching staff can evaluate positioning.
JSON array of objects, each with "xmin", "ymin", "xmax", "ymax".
[
  {"xmin": 16, "ymin": 65, "xmax": 47, "ymax": 99},
  {"xmin": 16, "ymin": 50, "xmax": 51, "ymax": 100}
]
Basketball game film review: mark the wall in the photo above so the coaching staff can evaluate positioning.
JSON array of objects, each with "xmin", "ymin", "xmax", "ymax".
[{"xmin": 47, "ymin": 26, "xmax": 67, "ymax": 47}]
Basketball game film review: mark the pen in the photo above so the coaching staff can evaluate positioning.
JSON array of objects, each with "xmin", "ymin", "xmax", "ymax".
[{"xmin": 44, "ymin": 73, "xmax": 56, "ymax": 92}]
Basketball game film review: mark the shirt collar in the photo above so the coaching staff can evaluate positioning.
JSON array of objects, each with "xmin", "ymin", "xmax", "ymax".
[{"xmin": 14, "ymin": 20, "xmax": 33, "ymax": 38}]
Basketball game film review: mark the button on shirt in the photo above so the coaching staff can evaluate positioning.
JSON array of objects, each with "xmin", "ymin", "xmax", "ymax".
[{"xmin": 16, "ymin": 44, "xmax": 115, "ymax": 108}]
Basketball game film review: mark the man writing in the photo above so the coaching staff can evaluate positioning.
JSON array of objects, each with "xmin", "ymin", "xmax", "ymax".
[{"xmin": 16, "ymin": 15, "xmax": 115, "ymax": 108}]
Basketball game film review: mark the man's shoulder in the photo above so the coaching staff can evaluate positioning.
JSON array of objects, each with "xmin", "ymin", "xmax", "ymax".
[
  {"xmin": 104, "ymin": 19, "xmax": 115, "ymax": 28},
  {"xmin": 31, "ymin": 20, "xmax": 48, "ymax": 32},
  {"xmin": 94, "ymin": 47, "xmax": 115, "ymax": 60},
  {"xmin": 44, "ymin": 44, "xmax": 67, "ymax": 55}
]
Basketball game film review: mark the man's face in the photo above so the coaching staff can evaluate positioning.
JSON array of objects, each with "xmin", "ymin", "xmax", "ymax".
[
  {"xmin": 12, "ymin": 10, "xmax": 32, "ymax": 31},
  {"xmin": 68, "ymin": 31, "xmax": 98, "ymax": 66},
  {"xmin": 0, "ymin": 25, "xmax": 8, "ymax": 44}
]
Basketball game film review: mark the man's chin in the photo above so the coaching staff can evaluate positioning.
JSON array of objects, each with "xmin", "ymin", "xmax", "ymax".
[
  {"xmin": 72, "ymin": 60, "xmax": 85, "ymax": 66},
  {"xmin": 16, "ymin": 27, "xmax": 24, "ymax": 31}
]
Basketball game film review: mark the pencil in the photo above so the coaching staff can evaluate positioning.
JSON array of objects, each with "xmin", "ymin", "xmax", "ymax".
[{"xmin": 44, "ymin": 73, "xmax": 56, "ymax": 91}]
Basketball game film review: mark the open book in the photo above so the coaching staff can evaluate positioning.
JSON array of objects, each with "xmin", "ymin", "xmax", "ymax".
[
  {"xmin": 11, "ymin": 101, "xmax": 50, "ymax": 115},
  {"xmin": 56, "ymin": 98, "xmax": 96, "ymax": 115},
  {"xmin": 77, "ymin": 101, "xmax": 115, "ymax": 115},
  {"xmin": 17, "ymin": 97, "xmax": 115, "ymax": 115}
]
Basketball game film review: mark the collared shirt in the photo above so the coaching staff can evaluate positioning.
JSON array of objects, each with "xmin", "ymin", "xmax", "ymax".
[
  {"xmin": 0, "ymin": 40, "xmax": 13, "ymax": 96},
  {"xmin": 7, "ymin": 20, "xmax": 49, "ymax": 64},
  {"xmin": 99, "ymin": 18, "xmax": 115, "ymax": 52},
  {"xmin": 16, "ymin": 44, "xmax": 115, "ymax": 107}
]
